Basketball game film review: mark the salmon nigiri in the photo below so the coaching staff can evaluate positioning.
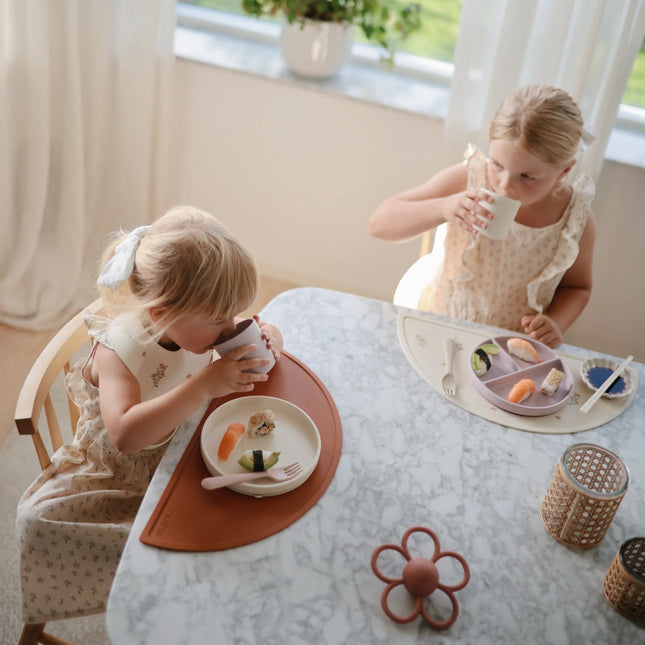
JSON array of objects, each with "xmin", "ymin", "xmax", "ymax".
[
  {"xmin": 217, "ymin": 422, "xmax": 245, "ymax": 460},
  {"xmin": 507, "ymin": 378, "xmax": 536, "ymax": 403},
  {"xmin": 507, "ymin": 338, "xmax": 541, "ymax": 363}
]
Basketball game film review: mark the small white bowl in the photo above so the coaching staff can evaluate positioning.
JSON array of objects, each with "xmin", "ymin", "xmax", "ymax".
[{"xmin": 580, "ymin": 357, "xmax": 635, "ymax": 399}]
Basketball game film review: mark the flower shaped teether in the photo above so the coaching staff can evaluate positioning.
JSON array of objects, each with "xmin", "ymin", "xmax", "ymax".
[{"xmin": 371, "ymin": 526, "xmax": 470, "ymax": 629}]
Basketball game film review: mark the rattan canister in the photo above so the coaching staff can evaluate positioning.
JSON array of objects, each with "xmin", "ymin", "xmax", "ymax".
[
  {"xmin": 540, "ymin": 443, "xmax": 629, "ymax": 548},
  {"xmin": 603, "ymin": 537, "xmax": 645, "ymax": 621}
]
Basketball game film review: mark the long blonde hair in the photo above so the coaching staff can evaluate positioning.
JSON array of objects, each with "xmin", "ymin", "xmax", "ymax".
[
  {"xmin": 489, "ymin": 85, "xmax": 584, "ymax": 169},
  {"xmin": 98, "ymin": 206, "xmax": 257, "ymax": 331}
]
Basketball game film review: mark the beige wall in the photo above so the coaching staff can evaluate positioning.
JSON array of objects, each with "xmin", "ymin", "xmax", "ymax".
[{"xmin": 169, "ymin": 59, "xmax": 644, "ymax": 362}]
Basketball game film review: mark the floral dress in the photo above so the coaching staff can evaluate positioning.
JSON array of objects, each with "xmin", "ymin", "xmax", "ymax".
[
  {"xmin": 16, "ymin": 314, "xmax": 210, "ymax": 624},
  {"xmin": 418, "ymin": 147, "xmax": 595, "ymax": 332}
]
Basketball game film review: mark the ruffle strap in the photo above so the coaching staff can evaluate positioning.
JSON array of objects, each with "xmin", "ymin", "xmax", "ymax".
[{"xmin": 526, "ymin": 174, "xmax": 595, "ymax": 313}]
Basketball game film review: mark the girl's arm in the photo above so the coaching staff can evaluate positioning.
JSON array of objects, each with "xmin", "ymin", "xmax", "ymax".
[
  {"xmin": 522, "ymin": 212, "xmax": 596, "ymax": 347},
  {"xmin": 367, "ymin": 163, "xmax": 492, "ymax": 241},
  {"xmin": 94, "ymin": 343, "xmax": 269, "ymax": 454}
]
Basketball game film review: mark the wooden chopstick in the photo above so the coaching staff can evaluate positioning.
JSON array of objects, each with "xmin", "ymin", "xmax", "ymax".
[{"xmin": 580, "ymin": 355, "xmax": 634, "ymax": 414}]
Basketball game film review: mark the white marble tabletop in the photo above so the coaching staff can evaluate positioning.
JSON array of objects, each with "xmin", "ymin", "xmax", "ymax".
[{"xmin": 106, "ymin": 288, "xmax": 645, "ymax": 645}]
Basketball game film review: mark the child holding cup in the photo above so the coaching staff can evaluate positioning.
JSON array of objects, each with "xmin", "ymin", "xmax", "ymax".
[
  {"xmin": 16, "ymin": 205, "xmax": 283, "ymax": 624},
  {"xmin": 368, "ymin": 85, "xmax": 596, "ymax": 348}
]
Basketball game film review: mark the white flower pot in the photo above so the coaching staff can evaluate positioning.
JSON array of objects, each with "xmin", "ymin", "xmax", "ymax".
[{"xmin": 279, "ymin": 19, "xmax": 354, "ymax": 79}]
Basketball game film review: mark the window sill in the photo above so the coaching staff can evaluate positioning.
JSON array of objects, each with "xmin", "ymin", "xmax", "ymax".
[
  {"xmin": 174, "ymin": 22, "xmax": 645, "ymax": 170},
  {"xmin": 174, "ymin": 25, "xmax": 450, "ymax": 122}
]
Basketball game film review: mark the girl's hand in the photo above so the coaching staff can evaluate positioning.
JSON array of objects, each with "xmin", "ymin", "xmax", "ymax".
[
  {"xmin": 444, "ymin": 189, "xmax": 495, "ymax": 235},
  {"xmin": 207, "ymin": 343, "xmax": 269, "ymax": 396},
  {"xmin": 521, "ymin": 314, "xmax": 563, "ymax": 348},
  {"xmin": 254, "ymin": 316, "xmax": 283, "ymax": 361}
]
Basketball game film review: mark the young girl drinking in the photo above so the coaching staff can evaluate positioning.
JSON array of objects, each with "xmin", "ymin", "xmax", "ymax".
[
  {"xmin": 368, "ymin": 85, "xmax": 596, "ymax": 348},
  {"xmin": 16, "ymin": 205, "xmax": 283, "ymax": 624}
]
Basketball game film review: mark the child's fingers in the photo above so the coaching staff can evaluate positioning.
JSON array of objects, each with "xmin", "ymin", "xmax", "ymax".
[
  {"xmin": 219, "ymin": 343, "xmax": 256, "ymax": 361},
  {"xmin": 241, "ymin": 357, "xmax": 271, "ymax": 373}
]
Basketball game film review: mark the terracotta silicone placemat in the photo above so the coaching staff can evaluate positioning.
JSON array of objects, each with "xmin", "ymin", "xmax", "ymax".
[
  {"xmin": 398, "ymin": 313, "xmax": 638, "ymax": 434},
  {"xmin": 139, "ymin": 351, "xmax": 342, "ymax": 551}
]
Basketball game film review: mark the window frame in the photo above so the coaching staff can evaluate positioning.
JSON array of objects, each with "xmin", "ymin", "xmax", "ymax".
[{"xmin": 176, "ymin": 3, "xmax": 645, "ymax": 150}]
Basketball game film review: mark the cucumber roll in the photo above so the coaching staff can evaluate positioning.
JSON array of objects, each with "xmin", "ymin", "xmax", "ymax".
[{"xmin": 238, "ymin": 449, "xmax": 280, "ymax": 472}]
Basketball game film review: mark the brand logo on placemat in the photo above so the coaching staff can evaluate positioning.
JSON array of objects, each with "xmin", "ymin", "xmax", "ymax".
[{"xmin": 156, "ymin": 506, "xmax": 176, "ymax": 535}]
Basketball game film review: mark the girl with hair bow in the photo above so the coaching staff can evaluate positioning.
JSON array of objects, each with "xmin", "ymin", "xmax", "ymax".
[{"xmin": 16, "ymin": 205, "xmax": 283, "ymax": 624}]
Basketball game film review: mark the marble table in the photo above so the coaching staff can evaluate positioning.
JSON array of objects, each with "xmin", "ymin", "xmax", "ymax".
[{"xmin": 106, "ymin": 288, "xmax": 644, "ymax": 645}]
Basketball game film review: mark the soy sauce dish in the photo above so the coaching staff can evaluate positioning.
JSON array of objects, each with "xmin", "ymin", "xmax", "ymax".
[{"xmin": 580, "ymin": 357, "xmax": 635, "ymax": 399}]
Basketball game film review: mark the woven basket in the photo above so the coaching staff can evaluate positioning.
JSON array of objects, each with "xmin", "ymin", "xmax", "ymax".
[
  {"xmin": 603, "ymin": 537, "xmax": 645, "ymax": 621},
  {"xmin": 540, "ymin": 443, "xmax": 629, "ymax": 548}
]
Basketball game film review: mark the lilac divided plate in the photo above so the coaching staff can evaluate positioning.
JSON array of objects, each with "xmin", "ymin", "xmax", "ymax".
[{"xmin": 470, "ymin": 336, "xmax": 573, "ymax": 416}]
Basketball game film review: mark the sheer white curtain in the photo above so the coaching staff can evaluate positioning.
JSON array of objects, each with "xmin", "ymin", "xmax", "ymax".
[
  {"xmin": 443, "ymin": 0, "xmax": 645, "ymax": 182},
  {"xmin": 0, "ymin": 0, "xmax": 176, "ymax": 330}
]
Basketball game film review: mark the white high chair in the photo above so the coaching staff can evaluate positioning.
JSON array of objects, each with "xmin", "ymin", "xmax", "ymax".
[{"xmin": 393, "ymin": 226, "xmax": 445, "ymax": 308}]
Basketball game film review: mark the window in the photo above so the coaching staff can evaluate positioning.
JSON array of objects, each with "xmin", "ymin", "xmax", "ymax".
[{"xmin": 177, "ymin": 1, "xmax": 645, "ymax": 134}]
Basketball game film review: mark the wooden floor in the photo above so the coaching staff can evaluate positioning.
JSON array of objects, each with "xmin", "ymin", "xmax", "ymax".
[{"xmin": 0, "ymin": 275, "xmax": 296, "ymax": 450}]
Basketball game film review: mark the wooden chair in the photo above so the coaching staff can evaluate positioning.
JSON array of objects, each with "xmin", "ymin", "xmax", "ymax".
[{"xmin": 15, "ymin": 299, "xmax": 102, "ymax": 645}]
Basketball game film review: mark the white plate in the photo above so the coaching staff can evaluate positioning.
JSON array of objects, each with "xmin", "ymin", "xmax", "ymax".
[{"xmin": 200, "ymin": 395, "xmax": 321, "ymax": 497}]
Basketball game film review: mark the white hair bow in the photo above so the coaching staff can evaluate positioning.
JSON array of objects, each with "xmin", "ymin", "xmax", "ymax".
[{"xmin": 97, "ymin": 225, "xmax": 150, "ymax": 290}]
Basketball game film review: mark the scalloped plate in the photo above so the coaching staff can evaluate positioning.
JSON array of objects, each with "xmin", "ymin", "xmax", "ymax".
[{"xmin": 580, "ymin": 357, "xmax": 636, "ymax": 399}]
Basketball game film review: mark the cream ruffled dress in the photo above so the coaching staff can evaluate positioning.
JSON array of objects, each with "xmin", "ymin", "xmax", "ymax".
[
  {"xmin": 16, "ymin": 314, "xmax": 210, "ymax": 624},
  {"xmin": 418, "ymin": 147, "xmax": 595, "ymax": 331}
]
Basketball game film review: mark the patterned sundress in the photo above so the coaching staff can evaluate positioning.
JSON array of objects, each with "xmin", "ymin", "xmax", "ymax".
[
  {"xmin": 16, "ymin": 314, "xmax": 210, "ymax": 623},
  {"xmin": 418, "ymin": 147, "xmax": 595, "ymax": 332}
]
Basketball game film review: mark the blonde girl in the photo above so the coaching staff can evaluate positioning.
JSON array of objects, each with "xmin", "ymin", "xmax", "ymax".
[
  {"xmin": 16, "ymin": 205, "xmax": 283, "ymax": 624},
  {"xmin": 369, "ymin": 85, "xmax": 596, "ymax": 348}
]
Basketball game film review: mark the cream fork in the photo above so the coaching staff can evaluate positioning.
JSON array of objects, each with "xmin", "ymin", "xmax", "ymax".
[
  {"xmin": 441, "ymin": 337, "xmax": 457, "ymax": 397},
  {"xmin": 201, "ymin": 462, "xmax": 303, "ymax": 490}
]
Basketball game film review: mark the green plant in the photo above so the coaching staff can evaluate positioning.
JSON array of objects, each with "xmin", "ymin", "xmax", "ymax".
[{"xmin": 241, "ymin": 0, "xmax": 423, "ymax": 61}]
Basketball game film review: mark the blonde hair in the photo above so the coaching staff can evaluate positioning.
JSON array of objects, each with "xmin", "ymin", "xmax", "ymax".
[
  {"xmin": 98, "ymin": 206, "xmax": 257, "ymax": 331},
  {"xmin": 489, "ymin": 85, "xmax": 584, "ymax": 168}
]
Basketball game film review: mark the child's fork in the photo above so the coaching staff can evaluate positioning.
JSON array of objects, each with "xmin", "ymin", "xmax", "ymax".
[
  {"xmin": 441, "ymin": 337, "xmax": 457, "ymax": 397},
  {"xmin": 201, "ymin": 462, "xmax": 303, "ymax": 490}
]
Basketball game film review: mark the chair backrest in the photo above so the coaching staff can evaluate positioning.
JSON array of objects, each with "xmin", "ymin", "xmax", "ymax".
[
  {"xmin": 15, "ymin": 299, "xmax": 103, "ymax": 470},
  {"xmin": 393, "ymin": 227, "xmax": 442, "ymax": 308}
]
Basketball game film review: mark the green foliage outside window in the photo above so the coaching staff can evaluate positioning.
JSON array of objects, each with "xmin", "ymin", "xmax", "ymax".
[
  {"xmin": 182, "ymin": 0, "xmax": 644, "ymax": 108},
  {"xmin": 240, "ymin": 0, "xmax": 424, "ymax": 60}
]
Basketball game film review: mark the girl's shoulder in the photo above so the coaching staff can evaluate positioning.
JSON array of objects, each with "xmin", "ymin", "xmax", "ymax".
[{"xmin": 571, "ymin": 173, "xmax": 595, "ymax": 202}]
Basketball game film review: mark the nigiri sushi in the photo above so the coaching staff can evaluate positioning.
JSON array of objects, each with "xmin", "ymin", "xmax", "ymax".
[
  {"xmin": 217, "ymin": 422, "xmax": 245, "ymax": 460},
  {"xmin": 238, "ymin": 449, "xmax": 280, "ymax": 472},
  {"xmin": 248, "ymin": 409, "xmax": 277, "ymax": 438},
  {"xmin": 540, "ymin": 368, "xmax": 564, "ymax": 397},
  {"xmin": 507, "ymin": 378, "xmax": 536, "ymax": 403},
  {"xmin": 507, "ymin": 338, "xmax": 541, "ymax": 363}
]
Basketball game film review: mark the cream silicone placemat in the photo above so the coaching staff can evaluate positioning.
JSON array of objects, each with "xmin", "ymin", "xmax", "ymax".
[{"xmin": 397, "ymin": 313, "xmax": 638, "ymax": 434}]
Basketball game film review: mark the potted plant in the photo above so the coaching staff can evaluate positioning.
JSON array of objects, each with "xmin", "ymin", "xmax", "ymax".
[{"xmin": 241, "ymin": 0, "xmax": 422, "ymax": 79}]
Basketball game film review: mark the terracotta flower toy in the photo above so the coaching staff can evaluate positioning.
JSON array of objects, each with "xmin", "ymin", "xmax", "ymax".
[{"xmin": 371, "ymin": 526, "xmax": 470, "ymax": 629}]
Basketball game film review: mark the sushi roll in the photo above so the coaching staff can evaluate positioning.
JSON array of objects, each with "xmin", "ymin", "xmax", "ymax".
[
  {"xmin": 507, "ymin": 378, "xmax": 536, "ymax": 403},
  {"xmin": 471, "ymin": 343, "xmax": 500, "ymax": 376},
  {"xmin": 471, "ymin": 348, "xmax": 491, "ymax": 376},
  {"xmin": 217, "ymin": 422, "xmax": 245, "ymax": 460},
  {"xmin": 238, "ymin": 449, "xmax": 280, "ymax": 472},
  {"xmin": 540, "ymin": 368, "xmax": 564, "ymax": 397},
  {"xmin": 507, "ymin": 338, "xmax": 541, "ymax": 363},
  {"xmin": 248, "ymin": 409, "xmax": 277, "ymax": 438}
]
